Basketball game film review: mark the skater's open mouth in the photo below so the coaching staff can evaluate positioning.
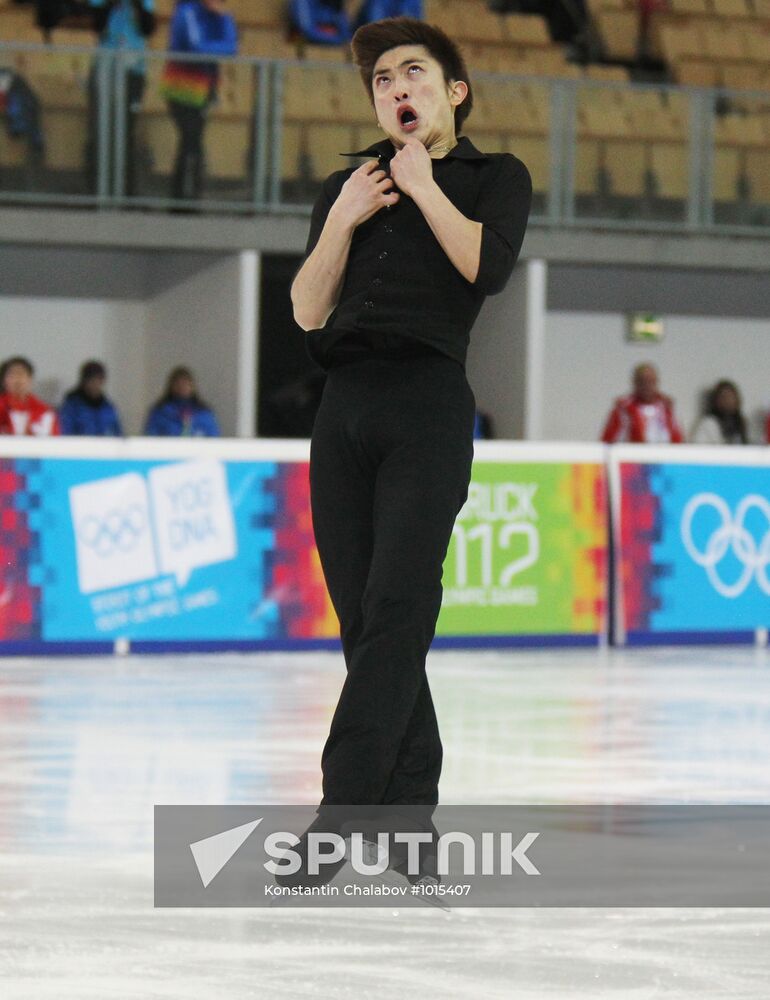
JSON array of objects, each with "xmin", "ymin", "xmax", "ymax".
[{"xmin": 397, "ymin": 105, "xmax": 419, "ymax": 130}]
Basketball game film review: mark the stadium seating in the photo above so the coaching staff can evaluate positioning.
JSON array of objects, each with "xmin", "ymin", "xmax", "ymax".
[{"xmin": 0, "ymin": 0, "xmax": 768, "ymax": 210}]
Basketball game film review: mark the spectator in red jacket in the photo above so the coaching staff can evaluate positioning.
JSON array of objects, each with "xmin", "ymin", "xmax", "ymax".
[
  {"xmin": 601, "ymin": 362, "xmax": 683, "ymax": 444},
  {"xmin": 0, "ymin": 356, "xmax": 60, "ymax": 436}
]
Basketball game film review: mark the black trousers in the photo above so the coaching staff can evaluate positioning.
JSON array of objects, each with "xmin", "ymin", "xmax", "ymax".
[
  {"xmin": 309, "ymin": 350, "xmax": 476, "ymax": 809},
  {"xmin": 168, "ymin": 100, "xmax": 208, "ymax": 201}
]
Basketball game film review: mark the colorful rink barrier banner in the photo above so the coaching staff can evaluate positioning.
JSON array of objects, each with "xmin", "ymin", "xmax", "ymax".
[
  {"xmin": 435, "ymin": 444, "xmax": 607, "ymax": 643},
  {"xmin": 609, "ymin": 446, "xmax": 770, "ymax": 645},
  {"xmin": 0, "ymin": 439, "xmax": 607, "ymax": 653}
]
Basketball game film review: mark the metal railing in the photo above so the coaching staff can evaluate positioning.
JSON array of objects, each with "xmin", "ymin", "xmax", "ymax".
[{"xmin": 1, "ymin": 40, "xmax": 769, "ymax": 236}]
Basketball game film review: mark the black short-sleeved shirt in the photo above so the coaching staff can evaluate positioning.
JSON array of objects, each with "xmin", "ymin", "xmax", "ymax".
[{"xmin": 300, "ymin": 134, "xmax": 533, "ymax": 371}]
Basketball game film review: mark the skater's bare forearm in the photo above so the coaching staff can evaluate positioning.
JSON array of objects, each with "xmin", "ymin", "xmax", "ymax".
[{"xmin": 291, "ymin": 209, "xmax": 355, "ymax": 331}]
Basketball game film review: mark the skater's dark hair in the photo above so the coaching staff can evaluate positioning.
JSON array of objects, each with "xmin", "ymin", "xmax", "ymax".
[{"xmin": 351, "ymin": 16, "xmax": 473, "ymax": 132}]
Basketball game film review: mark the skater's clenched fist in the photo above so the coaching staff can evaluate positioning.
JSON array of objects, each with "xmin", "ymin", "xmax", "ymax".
[{"xmin": 331, "ymin": 159, "xmax": 400, "ymax": 228}]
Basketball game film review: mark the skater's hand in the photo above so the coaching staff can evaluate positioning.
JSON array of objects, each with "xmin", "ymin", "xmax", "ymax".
[
  {"xmin": 331, "ymin": 159, "xmax": 400, "ymax": 229},
  {"xmin": 389, "ymin": 137, "xmax": 435, "ymax": 199}
]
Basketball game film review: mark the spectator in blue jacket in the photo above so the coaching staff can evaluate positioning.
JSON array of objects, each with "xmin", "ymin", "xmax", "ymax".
[
  {"xmin": 288, "ymin": 0, "xmax": 351, "ymax": 45},
  {"xmin": 59, "ymin": 360, "xmax": 123, "ymax": 436},
  {"xmin": 144, "ymin": 366, "xmax": 221, "ymax": 436},
  {"xmin": 160, "ymin": 0, "xmax": 238, "ymax": 202},
  {"xmin": 353, "ymin": 0, "xmax": 423, "ymax": 31},
  {"xmin": 86, "ymin": 0, "xmax": 156, "ymax": 196}
]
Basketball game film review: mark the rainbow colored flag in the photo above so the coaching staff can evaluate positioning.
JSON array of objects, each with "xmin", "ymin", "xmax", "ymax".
[{"xmin": 160, "ymin": 61, "xmax": 215, "ymax": 108}]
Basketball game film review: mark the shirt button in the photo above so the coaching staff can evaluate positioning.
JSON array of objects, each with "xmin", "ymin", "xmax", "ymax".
[
  {"xmin": 372, "ymin": 277, "xmax": 382, "ymax": 286},
  {"xmin": 363, "ymin": 299, "xmax": 374, "ymax": 309},
  {"xmin": 378, "ymin": 250, "xmax": 388, "ymax": 259},
  {"xmin": 383, "ymin": 224, "xmax": 393, "ymax": 233}
]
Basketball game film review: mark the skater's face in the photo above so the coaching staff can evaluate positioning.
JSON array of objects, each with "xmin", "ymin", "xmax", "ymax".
[
  {"xmin": 370, "ymin": 45, "xmax": 468, "ymax": 152},
  {"xmin": 633, "ymin": 365, "xmax": 658, "ymax": 403},
  {"xmin": 4, "ymin": 362, "xmax": 32, "ymax": 399}
]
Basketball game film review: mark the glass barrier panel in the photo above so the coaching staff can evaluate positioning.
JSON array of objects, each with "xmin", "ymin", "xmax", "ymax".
[
  {"xmin": 711, "ymin": 91, "xmax": 770, "ymax": 229},
  {"xmin": 128, "ymin": 51, "xmax": 261, "ymax": 207},
  {"xmin": 279, "ymin": 61, "xmax": 373, "ymax": 206},
  {"xmin": 0, "ymin": 42, "xmax": 99, "ymax": 200},
  {"xmin": 464, "ymin": 73, "xmax": 550, "ymax": 217},
  {"xmin": 573, "ymin": 81, "xmax": 690, "ymax": 225}
]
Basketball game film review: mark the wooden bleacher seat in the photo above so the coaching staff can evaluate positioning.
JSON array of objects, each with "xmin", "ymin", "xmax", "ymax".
[
  {"xmin": 668, "ymin": 0, "xmax": 709, "ymax": 12},
  {"xmin": 282, "ymin": 121, "xmax": 401, "ymax": 183},
  {"xmin": 701, "ymin": 20, "xmax": 749, "ymax": 61},
  {"xmin": 744, "ymin": 30, "xmax": 770, "ymax": 63},
  {"xmin": 1, "ymin": 10, "xmax": 42, "ymax": 42},
  {"xmin": 298, "ymin": 43, "xmax": 349, "ymax": 62},
  {"xmin": 745, "ymin": 149, "xmax": 770, "ymax": 202},
  {"xmin": 660, "ymin": 22, "xmax": 703, "ymax": 63},
  {"xmin": 714, "ymin": 107, "xmax": 767, "ymax": 147},
  {"xmin": 462, "ymin": 129, "xmax": 507, "ymax": 153},
  {"xmin": 206, "ymin": 118, "xmax": 249, "ymax": 179},
  {"xmin": 503, "ymin": 134, "xmax": 548, "ymax": 193},
  {"xmin": 423, "ymin": 0, "xmax": 458, "ymax": 33},
  {"xmin": 283, "ymin": 64, "xmax": 335, "ymax": 121},
  {"xmin": 649, "ymin": 143, "xmax": 688, "ymax": 199},
  {"xmin": 503, "ymin": 13, "xmax": 551, "ymax": 47},
  {"xmin": 676, "ymin": 60, "xmax": 721, "ymax": 87},
  {"xmin": 574, "ymin": 142, "xmax": 601, "ymax": 197},
  {"xmin": 239, "ymin": 27, "xmax": 297, "ymax": 59},
  {"xmin": 620, "ymin": 88, "xmax": 687, "ymax": 142},
  {"xmin": 721, "ymin": 63, "xmax": 766, "ymax": 90},
  {"xmin": 587, "ymin": 0, "xmax": 630, "ymax": 10},
  {"xmin": 712, "ymin": 145, "xmax": 742, "ymax": 201},
  {"xmin": 603, "ymin": 141, "xmax": 647, "ymax": 196},
  {"xmin": 711, "ymin": 0, "xmax": 751, "ymax": 16},
  {"xmin": 452, "ymin": 0, "xmax": 507, "ymax": 44},
  {"xmin": 578, "ymin": 87, "xmax": 632, "ymax": 139},
  {"xmin": 41, "ymin": 110, "xmax": 86, "ymax": 170},
  {"xmin": 583, "ymin": 64, "xmax": 630, "ymax": 82},
  {"xmin": 593, "ymin": 9, "xmax": 639, "ymax": 61}
]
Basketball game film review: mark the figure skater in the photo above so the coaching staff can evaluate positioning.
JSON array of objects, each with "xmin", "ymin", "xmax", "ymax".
[{"xmin": 278, "ymin": 14, "xmax": 532, "ymax": 889}]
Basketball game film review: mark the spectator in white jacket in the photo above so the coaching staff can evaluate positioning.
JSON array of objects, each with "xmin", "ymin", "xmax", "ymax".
[{"xmin": 691, "ymin": 379, "xmax": 748, "ymax": 445}]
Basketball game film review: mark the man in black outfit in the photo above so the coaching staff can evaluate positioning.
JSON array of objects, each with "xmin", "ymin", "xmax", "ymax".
[{"xmin": 278, "ymin": 15, "xmax": 532, "ymax": 889}]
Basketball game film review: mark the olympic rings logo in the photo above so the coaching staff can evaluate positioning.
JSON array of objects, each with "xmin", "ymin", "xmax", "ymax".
[
  {"xmin": 76, "ymin": 505, "xmax": 147, "ymax": 558},
  {"xmin": 680, "ymin": 493, "xmax": 770, "ymax": 598}
]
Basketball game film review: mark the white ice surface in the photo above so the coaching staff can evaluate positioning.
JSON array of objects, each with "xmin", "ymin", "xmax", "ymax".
[{"xmin": 1, "ymin": 645, "xmax": 769, "ymax": 998}]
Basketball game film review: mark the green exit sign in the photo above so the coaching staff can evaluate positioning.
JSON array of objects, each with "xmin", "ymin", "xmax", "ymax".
[{"xmin": 628, "ymin": 313, "xmax": 663, "ymax": 342}]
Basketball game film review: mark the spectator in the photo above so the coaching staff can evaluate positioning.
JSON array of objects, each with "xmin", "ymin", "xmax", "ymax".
[
  {"xmin": 473, "ymin": 407, "xmax": 494, "ymax": 440},
  {"xmin": 601, "ymin": 362, "xmax": 684, "ymax": 443},
  {"xmin": 0, "ymin": 356, "xmax": 60, "ymax": 436},
  {"xmin": 355, "ymin": 0, "xmax": 422, "ymax": 23},
  {"xmin": 59, "ymin": 359, "xmax": 123, "ymax": 436},
  {"xmin": 86, "ymin": 0, "xmax": 156, "ymax": 197},
  {"xmin": 288, "ymin": 0, "xmax": 351, "ymax": 45},
  {"xmin": 691, "ymin": 379, "xmax": 748, "ymax": 445},
  {"xmin": 160, "ymin": 0, "xmax": 238, "ymax": 203},
  {"xmin": 144, "ymin": 366, "xmax": 220, "ymax": 436}
]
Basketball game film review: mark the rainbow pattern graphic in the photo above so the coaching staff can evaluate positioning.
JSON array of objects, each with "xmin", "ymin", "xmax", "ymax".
[
  {"xmin": 0, "ymin": 455, "xmax": 607, "ymax": 652},
  {"xmin": 159, "ymin": 61, "xmax": 214, "ymax": 107}
]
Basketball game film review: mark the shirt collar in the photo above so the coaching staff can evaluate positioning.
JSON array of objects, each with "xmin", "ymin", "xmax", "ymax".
[{"xmin": 339, "ymin": 134, "xmax": 488, "ymax": 162}]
